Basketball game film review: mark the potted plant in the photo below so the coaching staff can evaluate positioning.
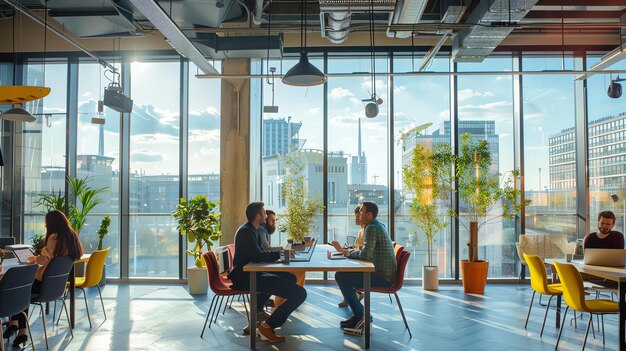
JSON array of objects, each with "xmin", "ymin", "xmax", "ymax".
[
  {"xmin": 36, "ymin": 176, "xmax": 107, "ymax": 235},
  {"xmin": 433, "ymin": 133, "xmax": 529, "ymax": 294},
  {"xmin": 403, "ymin": 143, "xmax": 448, "ymax": 290},
  {"xmin": 97, "ymin": 216, "xmax": 111, "ymax": 286},
  {"xmin": 31, "ymin": 233, "xmax": 45, "ymax": 255},
  {"xmin": 277, "ymin": 150, "xmax": 324, "ymax": 243},
  {"xmin": 172, "ymin": 195, "xmax": 221, "ymax": 294}
]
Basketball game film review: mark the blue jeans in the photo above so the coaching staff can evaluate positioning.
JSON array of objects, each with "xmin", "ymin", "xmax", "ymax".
[
  {"xmin": 335, "ymin": 272, "xmax": 393, "ymax": 318},
  {"xmin": 256, "ymin": 272, "xmax": 307, "ymax": 329}
]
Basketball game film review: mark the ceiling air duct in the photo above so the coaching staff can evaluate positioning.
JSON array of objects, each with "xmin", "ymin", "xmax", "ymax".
[
  {"xmin": 386, "ymin": 0, "xmax": 427, "ymax": 38},
  {"xmin": 452, "ymin": 0, "xmax": 538, "ymax": 62},
  {"xmin": 319, "ymin": 0, "xmax": 396, "ymax": 45}
]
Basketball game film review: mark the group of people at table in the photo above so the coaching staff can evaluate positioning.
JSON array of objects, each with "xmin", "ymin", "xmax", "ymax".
[
  {"xmin": 227, "ymin": 201, "xmax": 396, "ymax": 343},
  {"xmin": 1, "ymin": 210, "xmax": 83, "ymax": 348}
]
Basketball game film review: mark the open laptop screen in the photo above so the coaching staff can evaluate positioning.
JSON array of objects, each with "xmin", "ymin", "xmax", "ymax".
[{"xmin": 12, "ymin": 248, "xmax": 34, "ymax": 264}]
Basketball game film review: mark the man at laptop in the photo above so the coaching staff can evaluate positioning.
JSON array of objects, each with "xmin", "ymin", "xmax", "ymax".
[
  {"xmin": 228, "ymin": 202, "xmax": 307, "ymax": 343},
  {"xmin": 583, "ymin": 211, "xmax": 624, "ymax": 249}
]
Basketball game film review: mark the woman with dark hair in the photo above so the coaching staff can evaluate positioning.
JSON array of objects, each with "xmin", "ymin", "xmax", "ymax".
[{"xmin": 3, "ymin": 210, "xmax": 83, "ymax": 347}]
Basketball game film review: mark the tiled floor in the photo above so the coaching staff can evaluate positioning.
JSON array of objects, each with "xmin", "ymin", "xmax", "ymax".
[{"xmin": 7, "ymin": 283, "xmax": 620, "ymax": 350}]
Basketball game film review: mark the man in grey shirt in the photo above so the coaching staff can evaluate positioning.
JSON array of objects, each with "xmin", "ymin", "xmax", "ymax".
[{"xmin": 259, "ymin": 210, "xmax": 277, "ymax": 250}]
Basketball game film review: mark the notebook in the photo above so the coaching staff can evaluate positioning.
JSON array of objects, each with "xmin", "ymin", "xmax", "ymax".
[{"xmin": 583, "ymin": 248, "xmax": 626, "ymax": 267}]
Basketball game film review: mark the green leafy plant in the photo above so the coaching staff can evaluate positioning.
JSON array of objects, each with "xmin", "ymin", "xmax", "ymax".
[
  {"xmin": 430, "ymin": 133, "xmax": 530, "ymax": 262},
  {"xmin": 172, "ymin": 195, "xmax": 222, "ymax": 268},
  {"xmin": 31, "ymin": 233, "xmax": 45, "ymax": 255},
  {"xmin": 36, "ymin": 176, "xmax": 107, "ymax": 235},
  {"xmin": 97, "ymin": 216, "xmax": 111, "ymax": 251},
  {"xmin": 277, "ymin": 150, "xmax": 324, "ymax": 243},
  {"xmin": 403, "ymin": 143, "xmax": 447, "ymax": 267}
]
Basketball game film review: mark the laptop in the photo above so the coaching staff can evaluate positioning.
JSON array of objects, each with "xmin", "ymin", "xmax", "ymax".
[
  {"xmin": 11, "ymin": 247, "xmax": 35, "ymax": 264},
  {"xmin": 272, "ymin": 240, "xmax": 318, "ymax": 263},
  {"xmin": 583, "ymin": 248, "xmax": 626, "ymax": 267}
]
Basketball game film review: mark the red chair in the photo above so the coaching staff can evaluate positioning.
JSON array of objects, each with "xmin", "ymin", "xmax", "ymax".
[
  {"xmin": 227, "ymin": 243, "xmax": 235, "ymax": 269},
  {"xmin": 359, "ymin": 250, "xmax": 412, "ymax": 337},
  {"xmin": 200, "ymin": 251, "xmax": 250, "ymax": 337}
]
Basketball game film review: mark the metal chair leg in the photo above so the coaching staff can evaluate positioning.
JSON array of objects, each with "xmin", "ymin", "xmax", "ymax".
[
  {"xmin": 81, "ymin": 287, "xmax": 92, "ymax": 328},
  {"xmin": 555, "ymin": 307, "xmax": 569, "ymax": 350},
  {"xmin": 540, "ymin": 295, "xmax": 555, "ymax": 336},
  {"xmin": 96, "ymin": 284, "xmax": 107, "ymax": 321},
  {"xmin": 525, "ymin": 291, "xmax": 536, "ymax": 328},
  {"xmin": 201, "ymin": 295, "xmax": 217, "ymax": 337},
  {"xmin": 242, "ymin": 294, "xmax": 250, "ymax": 322},
  {"xmin": 394, "ymin": 292, "xmax": 412, "ymax": 338},
  {"xmin": 39, "ymin": 304, "xmax": 49, "ymax": 349},
  {"xmin": 601, "ymin": 314, "xmax": 605, "ymax": 345},
  {"xmin": 61, "ymin": 299, "xmax": 73, "ymax": 338},
  {"xmin": 582, "ymin": 313, "xmax": 593, "ymax": 351},
  {"xmin": 388, "ymin": 294, "xmax": 392, "ymax": 304},
  {"xmin": 590, "ymin": 313, "xmax": 595, "ymax": 339},
  {"xmin": 21, "ymin": 312, "xmax": 35, "ymax": 351},
  {"xmin": 210, "ymin": 295, "xmax": 224, "ymax": 327},
  {"xmin": 222, "ymin": 296, "xmax": 231, "ymax": 314}
]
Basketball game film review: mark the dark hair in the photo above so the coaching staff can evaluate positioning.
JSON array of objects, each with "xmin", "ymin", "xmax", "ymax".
[
  {"xmin": 361, "ymin": 202, "xmax": 378, "ymax": 219},
  {"xmin": 44, "ymin": 210, "xmax": 83, "ymax": 260},
  {"xmin": 354, "ymin": 205, "xmax": 361, "ymax": 214},
  {"xmin": 266, "ymin": 210, "xmax": 276, "ymax": 217},
  {"xmin": 246, "ymin": 202, "xmax": 265, "ymax": 222},
  {"xmin": 598, "ymin": 210, "xmax": 616, "ymax": 224}
]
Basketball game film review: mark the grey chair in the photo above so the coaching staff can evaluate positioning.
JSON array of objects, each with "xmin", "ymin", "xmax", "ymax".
[
  {"xmin": 0, "ymin": 264, "xmax": 38, "ymax": 351},
  {"xmin": 31, "ymin": 256, "xmax": 74, "ymax": 349}
]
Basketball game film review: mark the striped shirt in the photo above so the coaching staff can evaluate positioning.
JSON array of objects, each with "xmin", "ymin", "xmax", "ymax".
[{"xmin": 348, "ymin": 219, "xmax": 397, "ymax": 278}]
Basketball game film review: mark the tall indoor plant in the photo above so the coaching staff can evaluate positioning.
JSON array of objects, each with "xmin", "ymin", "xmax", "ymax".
[
  {"xmin": 277, "ymin": 150, "xmax": 324, "ymax": 243},
  {"xmin": 172, "ymin": 195, "xmax": 221, "ymax": 294},
  {"xmin": 433, "ymin": 133, "xmax": 529, "ymax": 293},
  {"xmin": 403, "ymin": 143, "xmax": 448, "ymax": 290}
]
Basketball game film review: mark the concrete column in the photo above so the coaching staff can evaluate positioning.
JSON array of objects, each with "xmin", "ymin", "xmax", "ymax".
[{"xmin": 220, "ymin": 59, "xmax": 251, "ymax": 244}]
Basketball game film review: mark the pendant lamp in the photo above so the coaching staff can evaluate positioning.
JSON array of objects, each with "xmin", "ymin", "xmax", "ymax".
[
  {"xmin": 1, "ymin": 104, "xmax": 37, "ymax": 123},
  {"xmin": 282, "ymin": 0, "xmax": 326, "ymax": 86}
]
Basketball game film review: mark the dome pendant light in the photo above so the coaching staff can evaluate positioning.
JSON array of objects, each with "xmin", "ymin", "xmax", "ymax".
[{"xmin": 281, "ymin": 0, "xmax": 326, "ymax": 86}]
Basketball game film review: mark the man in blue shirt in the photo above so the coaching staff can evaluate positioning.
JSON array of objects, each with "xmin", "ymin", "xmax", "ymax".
[{"xmin": 228, "ymin": 202, "xmax": 307, "ymax": 343}]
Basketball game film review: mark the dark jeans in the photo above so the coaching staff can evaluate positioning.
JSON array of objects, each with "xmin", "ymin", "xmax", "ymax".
[
  {"xmin": 255, "ymin": 272, "xmax": 307, "ymax": 329},
  {"xmin": 335, "ymin": 272, "xmax": 393, "ymax": 318},
  {"xmin": 12, "ymin": 279, "xmax": 41, "ymax": 329}
]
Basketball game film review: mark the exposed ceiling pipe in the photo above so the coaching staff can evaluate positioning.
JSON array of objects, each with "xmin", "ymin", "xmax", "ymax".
[
  {"xmin": 252, "ymin": 0, "xmax": 264, "ymax": 25},
  {"xmin": 386, "ymin": 0, "xmax": 428, "ymax": 38},
  {"xmin": 319, "ymin": 0, "xmax": 396, "ymax": 45},
  {"xmin": 326, "ymin": 12, "xmax": 351, "ymax": 44},
  {"xmin": 418, "ymin": 6, "xmax": 465, "ymax": 71},
  {"xmin": 2, "ymin": 0, "xmax": 116, "ymax": 71}
]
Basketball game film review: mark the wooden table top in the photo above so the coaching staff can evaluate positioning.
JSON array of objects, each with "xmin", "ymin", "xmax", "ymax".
[
  {"xmin": 244, "ymin": 245, "xmax": 375, "ymax": 273},
  {"xmin": 545, "ymin": 258, "xmax": 626, "ymax": 283}
]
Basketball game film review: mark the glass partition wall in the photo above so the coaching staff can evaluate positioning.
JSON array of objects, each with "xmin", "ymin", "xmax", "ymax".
[{"xmin": 4, "ymin": 51, "xmax": 623, "ymax": 281}]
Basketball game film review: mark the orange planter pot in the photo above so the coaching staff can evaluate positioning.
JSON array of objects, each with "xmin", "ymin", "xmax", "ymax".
[{"xmin": 460, "ymin": 260, "xmax": 489, "ymax": 294}]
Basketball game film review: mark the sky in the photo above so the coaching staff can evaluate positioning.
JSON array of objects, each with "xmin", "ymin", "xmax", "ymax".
[{"xmin": 17, "ymin": 55, "xmax": 626, "ymax": 196}]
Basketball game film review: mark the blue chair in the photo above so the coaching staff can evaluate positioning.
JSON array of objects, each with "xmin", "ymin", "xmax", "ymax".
[
  {"xmin": 31, "ymin": 256, "xmax": 74, "ymax": 349},
  {"xmin": 0, "ymin": 264, "xmax": 38, "ymax": 351}
]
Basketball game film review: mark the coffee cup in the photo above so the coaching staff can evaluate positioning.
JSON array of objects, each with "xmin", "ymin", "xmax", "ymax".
[
  {"xmin": 283, "ymin": 249, "xmax": 290, "ymax": 263},
  {"xmin": 565, "ymin": 253, "xmax": 573, "ymax": 262}
]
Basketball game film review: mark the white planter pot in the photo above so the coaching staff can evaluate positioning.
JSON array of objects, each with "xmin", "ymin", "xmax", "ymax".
[
  {"xmin": 187, "ymin": 266, "xmax": 208, "ymax": 294},
  {"xmin": 422, "ymin": 266, "xmax": 439, "ymax": 291}
]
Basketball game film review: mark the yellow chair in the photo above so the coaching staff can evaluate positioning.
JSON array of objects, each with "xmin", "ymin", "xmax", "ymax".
[
  {"xmin": 76, "ymin": 248, "xmax": 110, "ymax": 328},
  {"xmin": 523, "ymin": 254, "xmax": 563, "ymax": 336},
  {"xmin": 553, "ymin": 261, "xmax": 618, "ymax": 350}
]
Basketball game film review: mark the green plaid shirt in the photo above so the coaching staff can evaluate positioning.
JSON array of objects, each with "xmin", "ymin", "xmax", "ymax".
[{"xmin": 348, "ymin": 219, "xmax": 397, "ymax": 278}]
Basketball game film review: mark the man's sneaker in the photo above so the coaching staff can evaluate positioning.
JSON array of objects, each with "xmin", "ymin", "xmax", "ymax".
[
  {"xmin": 341, "ymin": 316, "xmax": 372, "ymax": 329},
  {"xmin": 242, "ymin": 324, "xmax": 250, "ymax": 335},
  {"xmin": 338, "ymin": 299, "xmax": 349, "ymax": 307},
  {"xmin": 264, "ymin": 299, "xmax": 275, "ymax": 308},
  {"xmin": 257, "ymin": 310, "xmax": 271, "ymax": 321},
  {"xmin": 257, "ymin": 322, "xmax": 285, "ymax": 343}
]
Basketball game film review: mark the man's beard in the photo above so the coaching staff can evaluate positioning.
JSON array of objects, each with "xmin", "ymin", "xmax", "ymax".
[
  {"xmin": 599, "ymin": 227, "xmax": 611, "ymax": 234},
  {"xmin": 266, "ymin": 224, "xmax": 276, "ymax": 234}
]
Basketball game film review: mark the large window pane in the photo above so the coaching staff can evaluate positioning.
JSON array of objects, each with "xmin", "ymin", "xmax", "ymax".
[
  {"xmin": 522, "ymin": 56, "xmax": 577, "ymax": 243},
  {"xmin": 22, "ymin": 61, "xmax": 68, "ymax": 245},
  {"xmin": 129, "ymin": 61, "xmax": 180, "ymax": 278},
  {"xmin": 393, "ymin": 56, "xmax": 452, "ymax": 279},
  {"xmin": 587, "ymin": 58, "xmax": 626, "ymax": 234},
  {"xmin": 458, "ymin": 57, "xmax": 516, "ymax": 278},
  {"xmin": 77, "ymin": 62, "xmax": 122, "ymax": 277}
]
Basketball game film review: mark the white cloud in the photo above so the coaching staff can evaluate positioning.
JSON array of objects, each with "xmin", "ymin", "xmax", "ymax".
[
  {"xmin": 131, "ymin": 133, "xmax": 178, "ymax": 144},
  {"xmin": 199, "ymin": 147, "xmax": 219, "ymax": 156},
  {"xmin": 394, "ymin": 85, "xmax": 406, "ymax": 93},
  {"xmin": 308, "ymin": 107, "xmax": 321, "ymax": 115},
  {"xmin": 189, "ymin": 129, "xmax": 220, "ymax": 143},
  {"xmin": 458, "ymin": 89, "xmax": 495, "ymax": 102},
  {"xmin": 350, "ymin": 97, "xmax": 361, "ymax": 105},
  {"xmin": 459, "ymin": 100, "xmax": 513, "ymax": 123},
  {"xmin": 190, "ymin": 106, "xmax": 219, "ymax": 117},
  {"xmin": 131, "ymin": 149, "xmax": 163, "ymax": 162},
  {"xmin": 82, "ymin": 92, "xmax": 92, "ymax": 97},
  {"xmin": 329, "ymin": 87, "xmax": 354, "ymax": 100}
]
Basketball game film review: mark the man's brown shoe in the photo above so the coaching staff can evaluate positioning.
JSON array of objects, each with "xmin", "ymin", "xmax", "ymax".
[
  {"xmin": 242, "ymin": 324, "xmax": 250, "ymax": 335},
  {"xmin": 257, "ymin": 323, "xmax": 285, "ymax": 343}
]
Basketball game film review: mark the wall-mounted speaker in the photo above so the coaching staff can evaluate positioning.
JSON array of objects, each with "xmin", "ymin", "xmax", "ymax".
[{"xmin": 608, "ymin": 80, "xmax": 622, "ymax": 99}]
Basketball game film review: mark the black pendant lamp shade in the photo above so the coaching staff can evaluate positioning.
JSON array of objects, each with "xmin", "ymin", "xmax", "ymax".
[{"xmin": 282, "ymin": 52, "xmax": 327, "ymax": 87}]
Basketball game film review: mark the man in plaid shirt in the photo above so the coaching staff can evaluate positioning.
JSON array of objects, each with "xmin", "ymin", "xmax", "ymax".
[{"xmin": 335, "ymin": 201, "xmax": 397, "ymax": 330}]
